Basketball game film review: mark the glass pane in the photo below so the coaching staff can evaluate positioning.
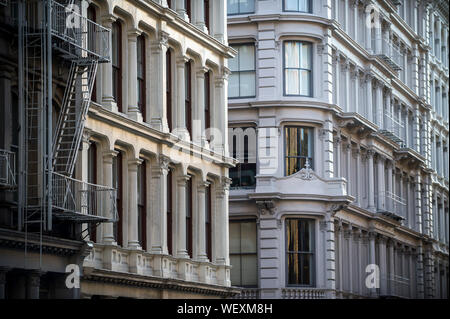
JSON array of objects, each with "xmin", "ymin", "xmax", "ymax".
[
  {"xmin": 300, "ymin": 43, "xmax": 311, "ymax": 69},
  {"xmin": 239, "ymin": 71, "xmax": 256, "ymax": 96},
  {"xmin": 239, "ymin": 0, "xmax": 254, "ymax": 13},
  {"xmin": 285, "ymin": 0, "xmax": 298, "ymax": 11},
  {"xmin": 239, "ymin": 45, "xmax": 255, "ymax": 71},
  {"xmin": 300, "ymin": 70, "xmax": 310, "ymax": 96},
  {"xmin": 230, "ymin": 255, "xmax": 241, "ymax": 285},
  {"xmin": 299, "ymin": 0, "xmax": 309, "ymax": 12},
  {"xmin": 241, "ymin": 255, "xmax": 258, "ymax": 286},
  {"xmin": 287, "ymin": 253, "xmax": 312, "ymax": 285},
  {"xmin": 300, "ymin": 128, "xmax": 309, "ymax": 157},
  {"xmin": 228, "ymin": 0, "xmax": 238, "ymax": 14},
  {"xmin": 285, "ymin": 69, "xmax": 300, "ymax": 95},
  {"xmin": 229, "ymin": 222, "xmax": 241, "ymax": 253},
  {"xmin": 286, "ymin": 157, "xmax": 300, "ymax": 176},
  {"xmin": 240, "ymin": 222, "xmax": 257, "ymax": 253},
  {"xmin": 286, "ymin": 127, "xmax": 298, "ymax": 157},
  {"xmin": 228, "ymin": 72, "xmax": 240, "ymax": 98},
  {"xmin": 229, "ymin": 50, "xmax": 239, "ymax": 71},
  {"xmin": 285, "ymin": 42, "xmax": 300, "ymax": 68}
]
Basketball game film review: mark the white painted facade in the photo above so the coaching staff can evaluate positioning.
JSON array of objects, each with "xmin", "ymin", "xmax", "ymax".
[{"xmin": 227, "ymin": 0, "xmax": 448, "ymax": 299}]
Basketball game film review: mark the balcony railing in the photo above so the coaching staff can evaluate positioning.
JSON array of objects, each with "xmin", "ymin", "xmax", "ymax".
[
  {"xmin": 232, "ymin": 288, "xmax": 260, "ymax": 299},
  {"xmin": 0, "ymin": 150, "xmax": 16, "ymax": 189},
  {"xmin": 52, "ymin": 172, "xmax": 117, "ymax": 223},
  {"xmin": 281, "ymin": 288, "xmax": 327, "ymax": 299},
  {"xmin": 373, "ymin": 38, "xmax": 402, "ymax": 71},
  {"xmin": 376, "ymin": 191, "xmax": 406, "ymax": 221},
  {"xmin": 379, "ymin": 112, "xmax": 405, "ymax": 147},
  {"xmin": 387, "ymin": 274, "xmax": 411, "ymax": 299}
]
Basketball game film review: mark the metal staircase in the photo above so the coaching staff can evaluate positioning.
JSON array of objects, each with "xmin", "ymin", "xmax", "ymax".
[{"xmin": 53, "ymin": 60, "xmax": 98, "ymax": 176}]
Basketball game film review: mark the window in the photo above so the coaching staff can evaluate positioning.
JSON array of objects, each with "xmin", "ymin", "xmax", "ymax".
[
  {"xmin": 112, "ymin": 21, "xmax": 122, "ymax": 112},
  {"xmin": 137, "ymin": 34, "xmax": 146, "ymax": 121},
  {"xmin": 284, "ymin": 41, "xmax": 312, "ymax": 96},
  {"xmin": 203, "ymin": 71, "xmax": 212, "ymax": 142},
  {"xmin": 204, "ymin": 0, "xmax": 210, "ymax": 31},
  {"xmin": 166, "ymin": 49, "xmax": 172, "ymax": 131},
  {"xmin": 185, "ymin": 61, "xmax": 192, "ymax": 136},
  {"xmin": 138, "ymin": 160, "xmax": 147, "ymax": 250},
  {"xmin": 227, "ymin": 0, "xmax": 255, "ymax": 15},
  {"xmin": 229, "ymin": 127, "xmax": 257, "ymax": 188},
  {"xmin": 229, "ymin": 44, "xmax": 255, "ymax": 98},
  {"xmin": 186, "ymin": 177, "xmax": 193, "ymax": 257},
  {"xmin": 88, "ymin": 142, "xmax": 97, "ymax": 242},
  {"xmin": 167, "ymin": 169, "xmax": 173, "ymax": 255},
  {"xmin": 185, "ymin": 0, "xmax": 191, "ymax": 20},
  {"xmin": 87, "ymin": 5, "xmax": 97, "ymax": 102},
  {"xmin": 286, "ymin": 219, "xmax": 314, "ymax": 286},
  {"xmin": 229, "ymin": 220, "xmax": 257, "ymax": 287},
  {"xmin": 284, "ymin": 0, "xmax": 311, "ymax": 13},
  {"xmin": 205, "ymin": 184, "xmax": 212, "ymax": 260},
  {"xmin": 113, "ymin": 151, "xmax": 123, "ymax": 246},
  {"xmin": 285, "ymin": 126, "xmax": 314, "ymax": 176}
]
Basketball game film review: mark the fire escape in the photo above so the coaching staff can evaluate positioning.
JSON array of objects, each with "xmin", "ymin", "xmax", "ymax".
[{"xmin": 15, "ymin": 0, "xmax": 117, "ymax": 264}]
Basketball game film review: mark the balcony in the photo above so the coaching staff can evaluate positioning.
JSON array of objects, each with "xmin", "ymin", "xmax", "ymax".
[
  {"xmin": 379, "ymin": 113, "xmax": 405, "ymax": 147},
  {"xmin": 373, "ymin": 38, "xmax": 402, "ymax": 71},
  {"xmin": 384, "ymin": 274, "xmax": 411, "ymax": 299},
  {"xmin": 376, "ymin": 191, "xmax": 406, "ymax": 222},
  {"xmin": 0, "ymin": 149, "xmax": 16, "ymax": 189},
  {"xmin": 51, "ymin": 172, "xmax": 117, "ymax": 223}
]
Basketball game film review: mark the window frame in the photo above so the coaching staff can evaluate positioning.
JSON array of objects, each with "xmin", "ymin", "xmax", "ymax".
[
  {"xmin": 227, "ymin": 0, "xmax": 255, "ymax": 16},
  {"xmin": 186, "ymin": 177, "xmax": 193, "ymax": 257},
  {"xmin": 113, "ymin": 150, "xmax": 123, "ymax": 246},
  {"xmin": 284, "ymin": 218, "xmax": 315, "ymax": 287},
  {"xmin": 282, "ymin": 0, "xmax": 312, "ymax": 13},
  {"xmin": 137, "ymin": 159, "xmax": 147, "ymax": 250},
  {"xmin": 185, "ymin": 60, "xmax": 192, "ymax": 136},
  {"xmin": 87, "ymin": 5, "xmax": 97, "ymax": 102},
  {"xmin": 228, "ymin": 43, "xmax": 256, "ymax": 99},
  {"xmin": 229, "ymin": 126, "xmax": 257, "ymax": 189},
  {"xmin": 204, "ymin": 70, "xmax": 211, "ymax": 141},
  {"xmin": 137, "ymin": 34, "xmax": 146, "ymax": 122},
  {"xmin": 283, "ymin": 40, "xmax": 313, "ymax": 97},
  {"xmin": 88, "ymin": 142, "xmax": 97, "ymax": 242},
  {"xmin": 167, "ymin": 169, "xmax": 173, "ymax": 255},
  {"xmin": 205, "ymin": 183, "xmax": 212, "ymax": 261},
  {"xmin": 166, "ymin": 49, "xmax": 173, "ymax": 131},
  {"xmin": 284, "ymin": 126, "xmax": 314, "ymax": 176},
  {"xmin": 112, "ymin": 20, "xmax": 123, "ymax": 112}
]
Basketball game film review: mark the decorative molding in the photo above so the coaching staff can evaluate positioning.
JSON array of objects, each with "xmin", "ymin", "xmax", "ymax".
[{"xmin": 256, "ymin": 200, "xmax": 277, "ymax": 215}]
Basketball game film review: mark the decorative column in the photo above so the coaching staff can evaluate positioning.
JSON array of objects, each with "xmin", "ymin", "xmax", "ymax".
[
  {"xmin": 26, "ymin": 271, "xmax": 42, "ymax": 299},
  {"xmin": 345, "ymin": 142, "xmax": 352, "ymax": 193},
  {"xmin": 367, "ymin": 150, "xmax": 376, "ymax": 211},
  {"xmin": 196, "ymin": 180, "xmax": 209, "ymax": 261},
  {"xmin": 128, "ymin": 158, "xmax": 143, "ymax": 249},
  {"xmin": 335, "ymin": 134, "xmax": 342, "ymax": 178},
  {"xmin": 101, "ymin": 15, "xmax": 117, "ymax": 110},
  {"xmin": 364, "ymin": 4, "xmax": 372, "ymax": 53},
  {"xmin": 175, "ymin": 0, "xmax": 189, "ymax": 21},
  {"xmin": 414, "ymin": 172, "xmax": 423, "ymax": 233},
  {"xmin": 337, "ymin": 220, "xmax": 344, "ymax": 294},
  {"xmin": 374, "ymin": 11, "xmax": 382, "ymax": 54},
  {"xmin": 0, "ymin": 267, "xmax": 9, "ymax": 299},
  {"xmin": 324, "ymin": 211, "xmax": 336, "ymax": 298},
  {"xmin": 352, "ymin": 0, "xmax": 358, "ymax": 41},
  {"xmin": 127, "ymin": 29, "xmax": 143, "ymax": 122},
  {"xmin": 355, "ymin": 229, "xmax": 363, "ymax": 295},
  {"xmin": 176, "ymin": 173, "xmax": 190, "ymax": 258},
  {"xmin": 365, "ymin": 72, "xmax": 373, "ymax": 121},
  {"xmin": 378, "ymin": 236, "xmax": 388, "ymax": 296},
  {"xmin": 377, "ymin": 155, "xmax": 385, "ymax": 211},
  {"xmin": 102, "ymin": 150, "xmax": 118, "ymax": 244},
  {"xmin": 195, "ymin": 67, "xmax": 208, "ymax": 146},
  {"xmin": 333, "ymin": 54, "xmax": 341, "ymax": 107},
  {"xmin": 345, "ymin": 225, "xmax": 353, "ymax": 294},
  {"xmin": 212, "ymin": 70, "xmax": 229, "ymax": 156},
  {"xmin": 344, "ymin": 60, "xmax": 351, "ymax": 112},
  {"xmin": 416, "ymin": 242, "xmax": 425, "ymax": 298},
  {"xmin": 351, "ymin": 66, "xmax": 359, "ymax": 113},
  {"xmin": 375, "ymin": 81, "xmax": 384, "ymax": 127},
  {"xmin": 368, "ymin": 232, "xmax": 377, "ymax": 297},
  {"xmin": 175, "ymin": 56, "xmax": 190, "ymax": 140},
  {"xmin": 384, "ymin": 88, "xmax": 391, "ymax": 131},
  {"xmin": 386, "ymin": 160, "xmax": 393, "ymax": 212},
  {"xmin": 212, "ymin": 0, "xmax": 226, "ymax": 44},
  {"xmin": 150, "ymin": 155, "xmax": 170, "ymax": 254},
  {"xmin": 193, "ymin": 0, "xmax": 207, "ymax": 32},
  {"xmin": 354, "ymin": 146, "xmax": 362, "ymax": 205},
  {"xmin": 344, "ymin": 0, "xmax": 349, "ymax": 31},
  {"xmin": 150, "ymin": 32, "xmax": 170, "ymax": 132},
  {"xmin": 215, "ymin": 177, "xmax": 231, "ymax": 286}
]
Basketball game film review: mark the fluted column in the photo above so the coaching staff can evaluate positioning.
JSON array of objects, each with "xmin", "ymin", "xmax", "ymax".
[
  {"xmin": 150, "ymin": 155, "xmax": 170, "ymax": 254},
  {"xmin": 128, "ymin": 158, "xmax": 143, "ymax": 249},
  {"xmin": 375, "ymin": 81, "xmax": 383, "ymax": 127},
  {"xmin": 345, "ymin": 143, "xmax": 351, "ymax": 193},
  {"xmin": 414, "ymin": 173, "xmax": 423, "ymax": 233},
  {"xmin": 102, "ymin": 150, "xmax": 118, "ymax": 244},
  {"xmin": 196, "ymin": 180, "xmax": 209, "ymax": 261},
  {"xmin": 101, "ymin": 15, "xmax": 116, "ymax": 110},
  {"xmin": 176, "ymin": 174, "xmax": 190, "ymax": 258},
  {"xmin": 214, "ymin": 177, "xmax": 231, "ymax": 265},
  {"xmin": 386, "ymin": 160, "xmax": 393, "ymax": 212},
  {"xmin": 335, "ymin": 135, "xmax": 342, "ymax": 177},
  {"xmin": 150, "ymin": 32, "xmax": 170, "ymax": 132},
  {"xmin": 176, "ymin": 0, "xmax": 189, "ymax": 21},
  {"xmin": 345, "ymin": 225, "xmax": 353, "ymax": 294},
  {"xmin": 367, "ymin": 150, "xmax": 376, "ymax": 211},
  {"xmin": 193, "ymin": 0, "xmax": 207, "ymax": 32},
  {"xmin": 387, "ymin": 240, "xmax": 395, "ymax": 295},
  {"xmin": 364, "ymin": 4, "xmax": 372, "ymax": 53},
  {"xmin": 333, "ymin": 54, "xmax": 341, "ymax": 107},
  {"xmin": 212, "ymin": 71, "xmax": 229, "ymax": 156},
  {"xmin": 127, "ymin": 29, "xmax": 142, "ymax": 122}
]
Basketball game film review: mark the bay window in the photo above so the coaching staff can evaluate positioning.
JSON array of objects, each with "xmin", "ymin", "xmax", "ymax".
[
  {"xmin": 230, "ymin": 220, "xmax": 258, "ymax": 287},
  {"xmin": 284, "ymin": 41, "xmax": 312, "ymax": 96},
  {"xmin": 229, "ymin": 44, "xmax": 256, "ymax": 98},
  {"xmin": 285, "ymin": 126, "xmax": 314, "ymax": 176},
  {"xmin": 227, "ymin": 0, "xmax": 255, "ymax": 15},
  {"xmin": 284, "ymin": 0, "xmax": 311, "ymax": 13},
  {"xmin": 286, "ymin": 218, "xmax": 314, "ymax": 286}
]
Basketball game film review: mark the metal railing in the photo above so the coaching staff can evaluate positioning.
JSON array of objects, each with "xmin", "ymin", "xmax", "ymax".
[
  {"xmin": 387, "ymin": 274, "xmax": 410, "ymax": 298},
  {"xmin": 232, "ymin": 288, "xmax": 260, "ymax": 299},
  {"xmin": 0, "ymin": 150, "xmax": 16, "ymax": 188},
  {"xmin": 50, "ymin": 0, "xmax": 110, "ymax": 61},
  {"xmin": 377, "ymin": 191, "xmax": 406, "ymax": 219},
  {"xmin": 52, "ymin": 172, "xmax": 117, "ymax": 222},
  {"xmin": 380, "ymin": 112, "xmax": 405, "ymax": 146},
  {"xmin": 373, "ymin": 38, "xmax": 402, "ymax": 71},
  {"xmin": 281, "ymin": 288, "xmax": 327, "ymax": 299}
]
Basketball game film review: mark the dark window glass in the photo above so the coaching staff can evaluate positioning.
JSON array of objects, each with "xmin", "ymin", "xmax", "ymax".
[
  {"xmin": 113, "ymin": 151, "xmax": 123, "ymax": 246},
  {"xmin": 166, "ymin": 50, "xmax": 172, "ymax": 131},
  {"xmin": 138, "ymin": 160, "xmax": 147, "ymax": 250},
  {"xmin": 167, "ymin": 169, "xmax": 173, "ymax": 255},
  {"xmin": 137, "ymin": 35, "xmax": 146, "ymax": 121},
  {"xmin": 205, "ymin": 71, "xmax": 211, "ymax": 141},
  {"xmin": 286, "ymin": 219, "xmax": 314, "ymax": 286},
  {"xmin": 285, "ymin": 126, "xmax": 314, "ymax": 176},
  {"xmin": 229, "ymin": 127, "xmax": 257, "ymax": 188},
  {"xmin": 112, "ymin": 21, "xmax": 122, "ymax": 111},
  {"xmin": 186, "ymin": 177, "xmax": 193, "ymax": 257},
  {"xmin": 185, "ymin": 61, "xmax": 192, "ymax": 136},
  {"xmin": 205, "ymin": 184, "xmax": 212, "ymax": 260}
]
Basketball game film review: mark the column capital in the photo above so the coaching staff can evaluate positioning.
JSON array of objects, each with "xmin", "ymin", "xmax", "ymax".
[
  {"xmin": 177, "ymin": 174, "xmax": 191, "ymax": 186},
  {"xmin": 127, "ymin": 28, "xmax": 141, "ymax": 40},
  {"xmin": 103, "ymin": 150, "xmax": 119, "ymax": 162},
  {"xmin": 197, "ymin": 180, "xmax": 210, "ymax": 191},
  {"xmin": 176, "ymin": 55, "xmax": 190, "ymax": 65},
  {"xmin": 128, "ymin": 158, "xmax": 143, "ymax": 170},
  {"xmin": 196, "ymin": 66, "xmax": 209, "ymax": 76},
  {"xmin": 101, "ymin": 14, "xmax": 117, "ymax": 26}
]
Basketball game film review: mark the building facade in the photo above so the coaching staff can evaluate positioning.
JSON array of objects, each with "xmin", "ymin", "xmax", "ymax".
[
  {"xmin": 0, "ymin": 0, "xmax": 236, "ymax": 299},
  {"xmin": 227, "ymin": 0, "xmax": 449, "ymax": 299}
]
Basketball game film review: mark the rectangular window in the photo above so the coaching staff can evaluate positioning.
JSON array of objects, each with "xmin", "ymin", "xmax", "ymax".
[
  {"xmin": 185, "ymin": 0, "xmax": 191, "ymax": 20},
  {"xmin": 137, "ymin": 160, "xmax": 147, "ymax": 250},
  {"xmin": 284, "ymin": 0, "xmax": 311, "ymax": 13},
  {"xmin": 185, "ymin": 61, "xmax": 192, "ymax": 136},
  {"xmin": 286, "ymin": 219, "xmax": 314, "ymax": 286},
  {"xmin": 285, "ymin": 126, "xmax": 314, "ymax": 176},
  {"xmin": 205, "ymin": 71, "xmax": 211, "ymax": 141},
  {"xmin": 88, "ymin": 142, "xmax": 97, "ymax": 242},
  {"xmin": 227, "ymin": 0, "xmax": 255, "ymax": 15},
  {"xmin": 166, "ymin": 49, "xmax": 172, "ymax": 131},
  {"xmin": 284, "ymin": 41, "xmax": 312, "ymax": 96},
  {"xmin": 113, "ymin": 151, "xmax": 123, "ymax": 246},
  {"xmin": 205, "ymin": 184, "xmax": 212, "ymax": 261},
  {"xmin": 229, "ymin": 220, "xmax": 258, "ymax": 287},
  {"xmin": 229, "ymin": 127, "xmax": 257, "ymax": 188},
  {"xmin": 186, "ymin": 177, "xmax": 193, "ymax": 257},
  {"xmin": 229, "ymin": 44, "xmax": 256, "ymax": 98},
  {"xmin": 112, "ymin": 21, "xmax": 122, "ymax": 112},
  {"xmin": 167, "ymin": 169, "xmax": 173, "ymax": 255},
  {"xmin": 204, "ymin": 0, "xmax": 210, "ymax": 31},
  {"xmin": 137, "ymin": 34, "xmax": 146, "ymax": 122}
]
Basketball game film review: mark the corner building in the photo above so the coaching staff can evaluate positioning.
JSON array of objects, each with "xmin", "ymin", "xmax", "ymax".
[{"xmin": 227, "ymin": 0, "xmax": 449, "ymax": 299}]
